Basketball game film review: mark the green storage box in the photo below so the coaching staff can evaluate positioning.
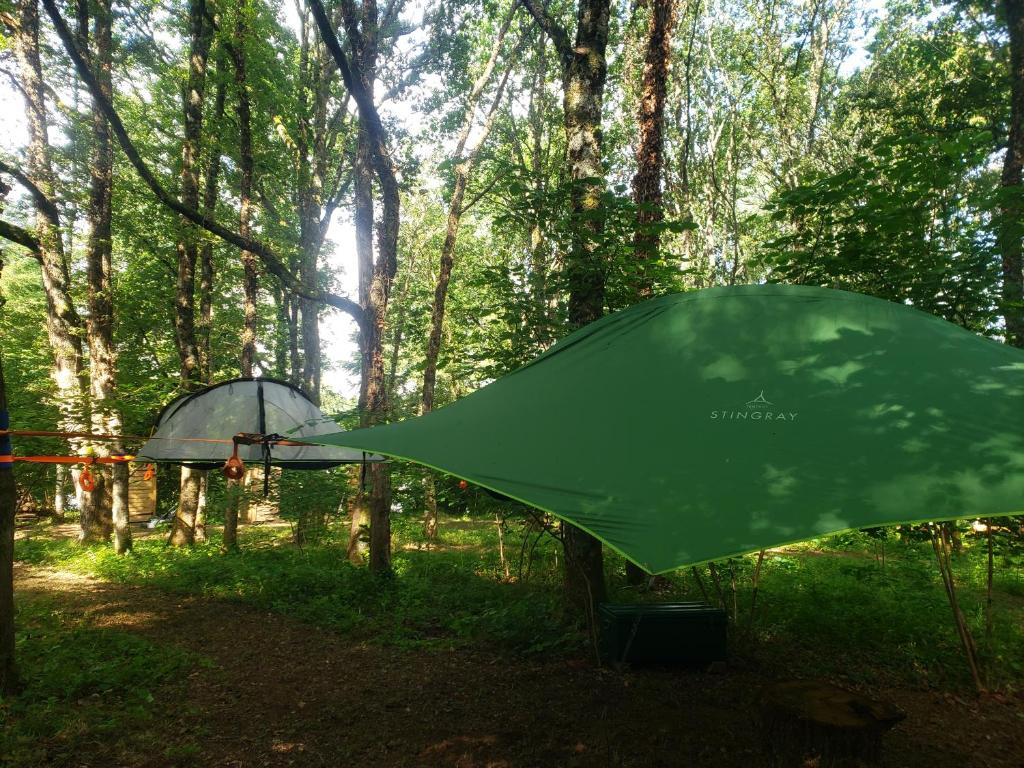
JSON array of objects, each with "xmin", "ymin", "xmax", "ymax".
[{"xmin": 598, "ymin": 602, "xmax": 727, "ymax": 665}]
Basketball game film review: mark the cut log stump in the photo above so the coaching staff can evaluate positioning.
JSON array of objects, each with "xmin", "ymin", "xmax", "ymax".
[{"xmin": 760, "ymin": 680, "xmax": 906, "ymax": 767}]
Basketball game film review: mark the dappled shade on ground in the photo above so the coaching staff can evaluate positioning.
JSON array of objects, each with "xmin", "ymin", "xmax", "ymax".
[{"xmin": 6, "ymin": 551, "xmax": 1024, "ymax": 767}]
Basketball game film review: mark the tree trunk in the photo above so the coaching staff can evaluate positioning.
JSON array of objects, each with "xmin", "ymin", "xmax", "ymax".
[
  {"xmin": 1001, "ymin": 0, "xmax": 1024, "ymax": 347},
  {"xmin": 12, "ymin": 0, "xmax": 91, "ymax": 537},
  {"xmin": 523, "ymin": 0, "xmax": 613, "ymax": 613},
  {"xmin": 169, "ymin": 468, "xmax": 203, "ymax": 547},
  {"xmin": 310, "ymin": 0, "xmax": 401, "ymax": 575},
  {"xmin": 198, "ymin": 77, "xmax": 226, "ymax": 385},
  {"xmin": 0, "ymin": 351, "xmax": 18, "ymax": 695},
  {"xmin": 234, "ymin": 3, "xmax": 258, "ymax": 378},
  {"xmin": 631, "ymin": 0, "xmax": 675, "ymax": 297},
  {"xmin": 169, "ymin": 0, "xmax": 213, "ymax": 547},
  {"xmin": 85, "ymin": 0, "xmax": 129, "ymax": 552},
  {"xmin": 347, "ymin": 20, "xmax": 377, "ymax": 565}
]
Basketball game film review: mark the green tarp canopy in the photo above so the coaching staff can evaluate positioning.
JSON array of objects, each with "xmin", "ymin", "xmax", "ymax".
[{"xmin": 312, "ymin": 285, "xmax": 1024, "ymax": 573}]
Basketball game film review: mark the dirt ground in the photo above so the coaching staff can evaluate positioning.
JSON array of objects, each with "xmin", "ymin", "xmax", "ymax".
[{"xmin": 13, "ymin": 565, "xmax": 1024, "ymax": 768}]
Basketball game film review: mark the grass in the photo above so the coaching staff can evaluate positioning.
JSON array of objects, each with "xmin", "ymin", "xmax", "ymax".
[
  {"xmin": 0, "ymin": 595, "xmax": 198, "ymax": 767},
  {"xmin": 12, "ymin": 513, "xmax": 1024, "ymax": 694},
  {"xmin": 15, "ymin": 515, "xmax": 580, "ymax": 656}
]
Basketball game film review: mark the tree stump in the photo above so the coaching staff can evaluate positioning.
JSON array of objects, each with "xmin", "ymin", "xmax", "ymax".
[{"xmin": 760, "ymin": 680, "xmax": 906, "ymax": 767}]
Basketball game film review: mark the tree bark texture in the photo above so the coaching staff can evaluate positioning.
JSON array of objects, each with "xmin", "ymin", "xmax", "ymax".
[
  {"xmin": 174, "ymin": 0, "xmax": 212, "ymax": 388},
  {"xmin": 85, "ymin": 0, "xmax": 129, "ymax": 552},
  {"xmin": 316, "ymin": 0, "xmax": 402, "ymax": 573},
  {"xmin": 169, "ymin": 0, "xmax": 213, "ymax": 547},
  {"xmin": 631, "ymin": 0, "xmax": 675, "ymax": 296},
  {"xmin": 233, "ymin": 2, "xmax": 259, "ymax": 377},
  {"xmin": 523, "ymin": 0, "xmax": 612, "ymax": 611},
  {"xmin": 198, "ymin": 77, "xmax": 226, "ymax": 384},
  {"xmin": 12, "ymin": 0, "xmax": 91, "ymax": 536},
  {"xmin": 1001, "ymin": 0, "xmax": 1024, "ymax": 347}
]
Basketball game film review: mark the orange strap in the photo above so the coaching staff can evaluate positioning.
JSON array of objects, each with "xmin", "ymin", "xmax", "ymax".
[{"xmin": 11, "ymin": 455, "xmax": 134, "ymax": 464}]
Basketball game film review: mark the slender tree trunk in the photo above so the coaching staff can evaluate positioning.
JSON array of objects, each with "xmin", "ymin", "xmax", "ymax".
[
  {"xmin": 85, "ymin": 0, "xmax": 129, "ymax": 552},
  {"xmin": 169, "ymin": 0, "xmax": 213, "ymax": 547},
  {"xmin": 221, "ymin": 5, "xmax": 257, "ymax": 549},
  {"xmin": 0, "ymin": 351, "xmax": 18, "ymax": 695},
  {"xmin": 1001, "ymin": 0, "xmax": 1024, "ymax": 347},
  {"xmin": 198, "ymin": 77, "xmax": 226, "ymax": 385},
  {"xmin": 13, "ymin": 0, "xmax": 91, "ymax": 537},
  {"xmin": 273, "ymin": 285, "xmax": 289, "ymax": 378},
  {"xmin": 347, "ymin": 50, "xmax": 377, "ymax": 565},
  {"xmin": 419, "ymin": 18, "xmax": 515, "ymax": 540},
  {"xmin": 234, "ymin": 3, "xmax": 258, "ymax": 378},
  {"xmin": 631, "ymin": 0, "xmax": 675, "ymax": 298}
]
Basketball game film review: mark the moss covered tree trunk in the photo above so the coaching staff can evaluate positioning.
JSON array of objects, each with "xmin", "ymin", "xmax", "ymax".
[
  {"xmin": 523, "ymin": 0, "xmax": 612, "ymax": 613},
  {"xmin": 84, "ymin": 0, "xmax": 131, "ymax": 554}
]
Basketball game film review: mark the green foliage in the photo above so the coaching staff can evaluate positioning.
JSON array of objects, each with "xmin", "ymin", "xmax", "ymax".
[{"xmin": 759, "ymin": 129, "xmax": 1002, "ymax": 331}]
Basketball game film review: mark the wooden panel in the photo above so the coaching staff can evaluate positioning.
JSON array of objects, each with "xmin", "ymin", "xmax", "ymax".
[{"xmin": 128, "ymin": 466, "xmax": 157, "ymax": 522}]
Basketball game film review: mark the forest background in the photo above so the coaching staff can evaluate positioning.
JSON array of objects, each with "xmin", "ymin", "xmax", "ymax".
[{"xmin": 0, "ymin": 0, "xmax": 1022, "ymax": 682}]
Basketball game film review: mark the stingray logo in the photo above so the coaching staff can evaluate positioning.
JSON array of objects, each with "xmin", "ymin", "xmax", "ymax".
[
  {"xmin": 710, "ymin": 391, "xmax": 799, "ymax": 422},
  {"xmin": 745, "ymin": 391, "xmax": 773, "ymax": 410}
]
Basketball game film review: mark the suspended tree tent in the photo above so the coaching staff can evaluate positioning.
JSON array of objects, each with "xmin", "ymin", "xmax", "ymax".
[
  {"xmin": 137, "ymin": 378, "xmax": 373, "ymax": 469},
  {"xmin": 310, "ymin": 285, "xmax": 1024, "ymax": 573}
]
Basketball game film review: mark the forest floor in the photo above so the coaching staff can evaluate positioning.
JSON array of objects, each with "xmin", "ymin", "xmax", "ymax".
[{"xmin": 6, "ymin": 527, "xmax": 1024, "ymax": 768}]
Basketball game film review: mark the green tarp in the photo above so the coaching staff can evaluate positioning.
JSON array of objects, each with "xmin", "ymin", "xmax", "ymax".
[{"xmin": 313, "ymin": 285, "xmax": 1024, "ymax": 573}]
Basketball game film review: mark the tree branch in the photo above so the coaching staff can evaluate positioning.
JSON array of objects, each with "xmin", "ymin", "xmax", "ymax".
[
  {"xmin": 308, "ymin": 0, "xmax": 400, "ymax": 199},
  {"xmin": 0, "ymin": 157, "xmax": 61, "ymax": 227},
  {"xmin": 39, "ymin": 0, "xmax": 366, "ymax": 327},
  {"xmin": 0, "ymin": 219, "xmax": 42, "ymax": 260},
  {"xmin": 520, "ymin": 0, "xmax": 572, "ymax": 69}
]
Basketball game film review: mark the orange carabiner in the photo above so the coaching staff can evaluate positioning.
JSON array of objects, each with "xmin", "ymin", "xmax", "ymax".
[
  {"xmin": 222, "ymin": 443, "xmax": 245, "ymax": 481},
  {"xmin": 143, "ymin": 463, "xmax": 155, "ymax": 482},
  {"xmin": 79, "ymin": 465, "xmax": 96, "ymax": 492}
]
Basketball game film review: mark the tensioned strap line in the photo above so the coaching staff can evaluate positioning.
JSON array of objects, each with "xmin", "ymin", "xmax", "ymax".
[{"xmin": 0, "ymin": 429, "xmax": 316, "ymax": 447}]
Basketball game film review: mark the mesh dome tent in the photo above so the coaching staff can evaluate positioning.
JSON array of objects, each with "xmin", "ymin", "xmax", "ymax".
[
  {"xmin": 309, "ymin": 285, "xmax": 1024, "ymax": 573},
  {"xmin": 137, "ymin": 378, "xmax": 375, "ymax": 469}
]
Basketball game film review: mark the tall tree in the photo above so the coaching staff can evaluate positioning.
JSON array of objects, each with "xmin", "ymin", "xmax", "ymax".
[
  {"xmin": 1001, "ymin": 0, "xmax": 1024, "ymax": 347},
  {"xmin": 7, "ymin": 0, "xmax": 94, "ymax": 538},
  {"xmin": 84, "ymin": 0, "xmax": 131, "ymax": 553},
  {"xmin": 630, "ymin": 0, "xmax": 675, "ymax": 297},
  {"xmin": 232, "ymin": 2, "xmax": 259, "ymax": 376},
  {"xmin": 522, "ymin": 0, "xmax": 612, "ymax": 614},
  {"xmin": 168, "ymin": 0, "xmax": 214, "ymax": 547},
  {"xmin": 311, "ymin": 0, "xmax": 402, "ymax": 574},
  {"xmin": 420, "ymin": 5, "xmax": 518, "ymax": 539}
]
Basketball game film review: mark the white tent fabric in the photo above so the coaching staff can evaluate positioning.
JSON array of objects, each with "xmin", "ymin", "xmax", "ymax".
[{"xmin": 136, "ymin": 378, "xmax": 375, "ymax": 468}]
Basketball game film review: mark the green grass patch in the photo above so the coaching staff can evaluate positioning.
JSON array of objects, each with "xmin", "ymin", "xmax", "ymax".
[
  {"xmin": 14, "ymin": 515, "xmax": 1024, "ymax": 692},
  {"xmin": 0, "ymin": 595, "xmax": 196, "ymax": 767}
]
